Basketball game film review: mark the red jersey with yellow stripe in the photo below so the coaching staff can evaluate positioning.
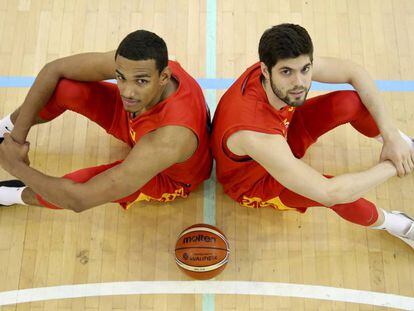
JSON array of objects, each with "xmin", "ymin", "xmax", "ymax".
[
  {"xmin": 211, "ymin": 62, "xmax": 295, "ymax": 204},
  {"xmin": 126, "ymin": 61, "xmax": 212, "ymax": 199}
]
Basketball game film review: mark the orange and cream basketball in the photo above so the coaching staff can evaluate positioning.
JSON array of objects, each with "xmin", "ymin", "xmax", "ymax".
[{"xmin": 175, "ymin": 224, "xmax": 230, "ymax": 280}]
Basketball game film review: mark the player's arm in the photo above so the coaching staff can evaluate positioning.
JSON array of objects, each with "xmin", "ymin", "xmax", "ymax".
[
  {"xmin": 12, "ymin": 51, "xmax": 117, "ymax": 144},
  {"xmin": 227, "ymin": 130, "xmax": 397, "ymax": 207},
  {"xmin": 312, "ymin": 56, "xmax": 394, "ymax": 134},
  {"xmin": 312, "ymin": 56, "xmax": 414, "ymax": 176},
  {"xmin": 6, "ymin": 126, "xmax": 197, "ymax": 212}
]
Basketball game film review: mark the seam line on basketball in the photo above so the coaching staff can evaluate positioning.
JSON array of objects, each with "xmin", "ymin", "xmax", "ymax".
[{"xmin": 175, "ymin": 247, "xmax": 229, "ymax": 251}]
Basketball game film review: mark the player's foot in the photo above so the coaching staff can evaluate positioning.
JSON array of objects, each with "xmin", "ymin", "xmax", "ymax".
[
  {"xmin": 0, "ymin": 180, "xmax": 26, "ymax": 206},
  {"xmin": 386, "ymin": 211, "xmax": 414, "ymax": 249}
]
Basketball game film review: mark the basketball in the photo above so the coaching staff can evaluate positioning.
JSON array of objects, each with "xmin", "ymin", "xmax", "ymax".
[{"xmin": 175, "ymin": 223, "xmax": 230, "ymax": 280}]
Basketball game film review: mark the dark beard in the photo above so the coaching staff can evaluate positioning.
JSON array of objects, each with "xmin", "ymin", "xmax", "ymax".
[{"xmin": 269, "ymin": 75, "xmax": 310, "ymax": 107}]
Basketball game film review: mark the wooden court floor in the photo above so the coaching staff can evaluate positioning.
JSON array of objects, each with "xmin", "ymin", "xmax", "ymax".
[{"xmin": 0, "ymin": 0, "xmax": 413, "ymax": 310}]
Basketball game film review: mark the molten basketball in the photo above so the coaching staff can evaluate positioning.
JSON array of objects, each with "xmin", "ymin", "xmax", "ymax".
[{"xmin": 175, "ymin": 223, "xmax": 230, "ymax": 280}]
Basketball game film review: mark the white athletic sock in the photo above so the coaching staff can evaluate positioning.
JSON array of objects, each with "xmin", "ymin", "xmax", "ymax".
[
  {"xmin": 374, "ymin": 130, "xmax": 414, "ymax": 148},
  {"xmin": 371, "ymin": 209, "xmax": 412, "ymax": 236},
  {"xmin": 0, "ymin": 186, "xmax": 27, "ymax": 205},
  {"xmin": 0, "ymin": 114, "xmax": 14, "ymax": 137}
]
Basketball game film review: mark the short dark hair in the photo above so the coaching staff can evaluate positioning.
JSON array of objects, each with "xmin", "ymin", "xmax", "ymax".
[
  {"xmin": 115, "ymin": 30, "xmax": 168, "ymax": 73},
  {"xmin": 258, "ymin": 24, "xmax": 313, "ymax": 70}
]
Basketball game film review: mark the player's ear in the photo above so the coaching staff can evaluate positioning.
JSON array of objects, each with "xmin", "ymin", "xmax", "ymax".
[
  {"xmin": 260, "ymin": 62, "xmax": 270, "ymax": 81},
  {"xmin": 159, "ymin": 66, "xmax": 171, "ymax": 86}
]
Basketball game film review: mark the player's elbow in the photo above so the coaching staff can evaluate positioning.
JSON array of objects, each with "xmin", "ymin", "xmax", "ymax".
[
  {"xmin": 323, "ymin": 183, "xmax": 354, "ymax": 207},
  {"xmin": 69, "ymin": 202, "xmax": 88, "ymax": 213},
  {"xmin": 320, "ymin": 194, "xmax": 340, "ymax": 208},
  {"xmin": 60, "ymin": 197, "xmax": 87, "ymax": 213},
  {"xmin": 317, "ymin": 192, "xmax": 338, "ymax": 208},
  {"xmin": 69, "ymin": 194, "xmax": 96, "ymax": 213},
  {"xmin": 347, "ymin": 60, "xmax": 369, "ymax": 84},
  {"xmin": 60, "ymin": 186, "xmax": 91, "ymax": 213},
  {"xmin": 42, "ymin": 60, "xmax": 63, "ymax": 78}
]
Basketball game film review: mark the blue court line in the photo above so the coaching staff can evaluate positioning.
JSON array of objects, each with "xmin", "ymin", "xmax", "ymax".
[
  {"xmin": 198, "ymin": 79, "xmax": 414, "ymax": 92},
  {"xmin": 203, "ymin": 1, "xmax": 217, "ymax": 310},
  {"xmin": 204, "ymin": 0, "xmax": 217, "ymax": 226},
  {"xmin": 0, "ymin": 77, "xmax": 35, "ymax": 87},
  {"xmin": 1, "ymin": 77, "xmax": 414, "ymax": 92}
]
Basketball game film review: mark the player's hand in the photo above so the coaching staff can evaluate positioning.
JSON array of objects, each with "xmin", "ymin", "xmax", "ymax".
[
  {"xmin": 0, "ymin": 133, "xmax": 30, "ymax": 173},
  {"xmin": 7, "ymin": 133, "xmax": 31, "ymax": 166},
  {"xmin": 380, "ymin": 133, "xmax": 414, "ymax": 177}
]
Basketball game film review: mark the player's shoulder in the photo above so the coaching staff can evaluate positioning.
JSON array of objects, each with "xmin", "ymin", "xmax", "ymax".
[
  {"xmin": 153, "ymin": 125, "xmax": 198, "ymax": 161},
  {"xmin": 144, "ymin": 125, "xmax": 196, "ymax": 149},
  {"xmin": 232, "ymin": 130, "xmax": 285, "ymax": 144},
  {"xmin": 129, "ymin": 125, "xmax": 197, "ymax": 163},
  {"xmin": 228, "ymin": 130, "xmax": 286, "ymax": 156}
]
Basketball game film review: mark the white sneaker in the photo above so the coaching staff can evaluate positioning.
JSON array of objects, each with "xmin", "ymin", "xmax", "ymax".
[
  {"xmin": 0, "ymin": 180, "xmax": 26, "ymax": 206},
  {"xmin": 387, "ymin": 211, "xmax": 414, "ymax": 249}
]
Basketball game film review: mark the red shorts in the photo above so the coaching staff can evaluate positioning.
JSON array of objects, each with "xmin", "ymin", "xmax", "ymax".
[
  {"xmin": 240, "ymin": 91, "xmax": 381, "ymax": 226},
  {"xmin": 35, "ymin": 79, "xmax": 188, "ymax": 209}
]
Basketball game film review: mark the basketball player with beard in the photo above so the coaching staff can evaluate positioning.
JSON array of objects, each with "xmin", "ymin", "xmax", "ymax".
[{"xmin": 211, "ymin": 24, "xmax": 414, "ymax": 249}]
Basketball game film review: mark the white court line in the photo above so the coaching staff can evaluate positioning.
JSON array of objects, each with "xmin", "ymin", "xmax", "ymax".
[{"xmin": 0, "ymin": 281, "xmax": 413, "ymax": 309}]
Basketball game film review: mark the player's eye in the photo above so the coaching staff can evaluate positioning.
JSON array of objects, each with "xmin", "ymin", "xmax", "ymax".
[
  {"xmin": 136, "ymin": 79, "xmax": 149, "ymax": 85},
  {"xmin": 302, "ymin": 66, "xmax": 311, "ymax": 73}
]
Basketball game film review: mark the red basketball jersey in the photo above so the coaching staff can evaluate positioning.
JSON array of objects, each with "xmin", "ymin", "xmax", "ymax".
[
  {"xmin": 127, "ymin": 61, "xmax": 212, "ymax": 193},
  {"xmin": 211, "ymin": 62, "xmax": 295, "ymax": 203}
]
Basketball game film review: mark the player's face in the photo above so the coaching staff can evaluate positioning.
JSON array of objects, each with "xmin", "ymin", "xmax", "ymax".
[
  {"xmin": 115, "ymin": 56, "xmax": 169, "ymax": 114},
  {"xmin": 268, "ymin": 55, "xmax": 313, "ymax": 107}
]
